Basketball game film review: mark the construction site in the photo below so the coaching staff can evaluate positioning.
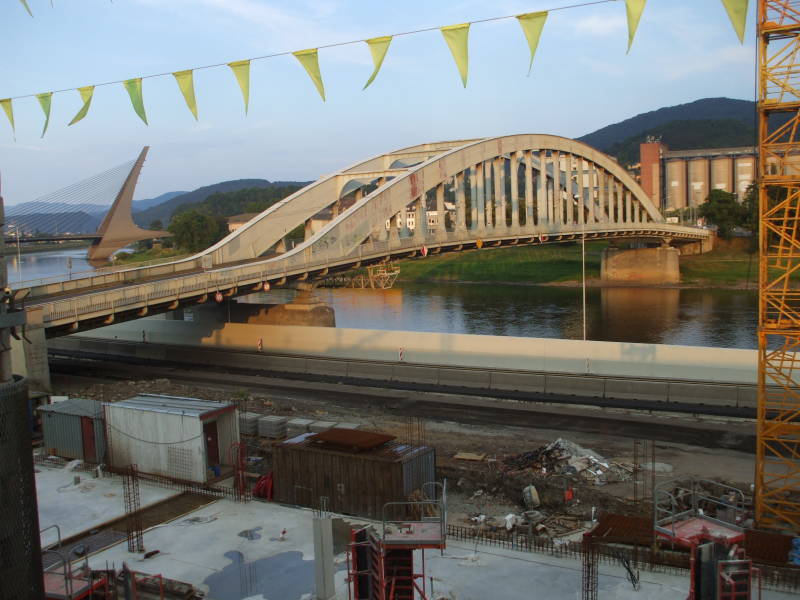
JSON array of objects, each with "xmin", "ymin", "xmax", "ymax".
[
  {"xmin": 3, "ymin": 2, "xmax": 800, "ymax": 600},
  {"xmin": 12, "ymin": 367, "xmax": 800, "ymax": 599}
]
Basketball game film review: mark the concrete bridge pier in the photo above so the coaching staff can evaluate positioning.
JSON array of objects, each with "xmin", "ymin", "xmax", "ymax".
[
  {"xmin": 10, "ymin": 306, "xmax": 51, "ymax": 393},
  {"xmin": 600, "ymin": 245, "xmax": 680, "ymax": 284},
  {"xmin": 247, "ymin": 282, "xmax": 336, "ymax": 327}
]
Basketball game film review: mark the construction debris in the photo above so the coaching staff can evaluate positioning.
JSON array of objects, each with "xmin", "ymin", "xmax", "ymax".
[
  {"xmin": 502, "ymin": 438, "xmax": 632, "ymax": 485},
  {"xmin": 454, "ymin": 452, "xmax": 486, "ymax": 462}
]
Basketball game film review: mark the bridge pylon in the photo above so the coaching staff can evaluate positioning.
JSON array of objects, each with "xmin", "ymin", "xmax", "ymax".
[{"xmin": 87, "ymin": 146, "xmax": 169, "ymax": 263}]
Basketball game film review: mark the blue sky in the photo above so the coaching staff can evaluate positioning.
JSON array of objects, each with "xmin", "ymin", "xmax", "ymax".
[{"xmin": 0, "ymin": 0, "xmax": 756, "ymax": 204}]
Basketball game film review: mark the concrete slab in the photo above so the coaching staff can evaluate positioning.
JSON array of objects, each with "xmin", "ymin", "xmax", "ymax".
[
  {"xmin": 87, "ymin": 499, "xmax": 351, "ymax": 600},
  {"xmin": 423, "ymin": 541, "xmax": 796, "ymax": 600},
  {"xmin": 79, "ymin": 498, "xmax": 796, "ymax": 600},
  {"xmin": 35, "ymin": 464, "xmax": 179, "ymax": 548}
]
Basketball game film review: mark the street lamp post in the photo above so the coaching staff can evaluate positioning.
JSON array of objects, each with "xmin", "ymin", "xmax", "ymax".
[
  {"xmin": 7, "ymin": 225, "xmax": 21, "ymax": 283},
  {"xmin": 581, "ymin": 214, "xmax": 587, "ymax": 342}
]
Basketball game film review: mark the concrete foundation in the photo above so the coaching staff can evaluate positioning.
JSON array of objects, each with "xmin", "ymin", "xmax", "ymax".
[{"xmin": 601, "ymin": 246, "xmax": 680, "ymax": 284}]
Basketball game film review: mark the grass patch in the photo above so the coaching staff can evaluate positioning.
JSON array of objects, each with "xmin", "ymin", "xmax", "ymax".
[
  {"xmin": 395, "ymin": 242, "xmax": 604, "ymax": 284},
  {"xmin": 679, "ymin": 238, "xmax": 757, "ymax": 286},
  {"xmin": 394, "ymin": 237, "xmax": 760, "ymax": 287},
  {"xmin": 113, "ymin": 247, "xmax": 189, "ymax": 264}
]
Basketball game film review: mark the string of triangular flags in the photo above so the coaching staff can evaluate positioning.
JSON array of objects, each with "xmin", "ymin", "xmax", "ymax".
[{"xmin": 1, "ymin": 0, "xmax": 749, "ymax": 138}]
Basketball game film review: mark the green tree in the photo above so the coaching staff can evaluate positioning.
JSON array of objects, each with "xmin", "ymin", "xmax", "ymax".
[
  {"xmin": 699, "ymin": 189, "xmax": 745, "ymax": 240},
  {"xmin": 740, "ymin": 184, "xmax": 758, "ymax": 252},
  {"xmin": 168, "ymin": 210, "xmax": 226, "ymax": 252},
  {"xmin": 149, "ymin": 219, "xmax": 163, "ymax": 230}
]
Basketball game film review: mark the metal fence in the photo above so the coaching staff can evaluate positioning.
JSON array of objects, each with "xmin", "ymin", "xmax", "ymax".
[{"xmin": 445, "ymin": 524, "xmax": 800, "ymax": 593}]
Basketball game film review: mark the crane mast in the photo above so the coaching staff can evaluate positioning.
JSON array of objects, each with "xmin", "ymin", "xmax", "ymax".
[{"xmin": 756, "ymin": 0, "xmax": 800, "ymax": 531}]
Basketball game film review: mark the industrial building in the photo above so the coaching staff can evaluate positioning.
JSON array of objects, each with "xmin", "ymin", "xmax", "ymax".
[
  {"xmin": 39, "ymin": 398, "xmax": 106, "ymax": 462},
  {"xmin": 104, "ymin": 394, "xmax": 239, "ymax": 483},
  {"xmin": 637, "ymin": 140, "xmax": 756, "ymax": 211}
]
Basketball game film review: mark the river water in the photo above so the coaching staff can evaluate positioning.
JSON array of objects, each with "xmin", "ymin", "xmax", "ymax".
[{"xmin": 9, "ymin": 248, "xmax": 758, "ymax": 349}]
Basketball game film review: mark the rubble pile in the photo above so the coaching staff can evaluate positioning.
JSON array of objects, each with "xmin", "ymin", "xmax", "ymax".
[{"xmin": 501, "ymin": 438, "xmax": 632, "ymax": 486}]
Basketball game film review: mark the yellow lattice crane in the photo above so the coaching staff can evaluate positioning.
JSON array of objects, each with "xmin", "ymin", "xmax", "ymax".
[{"xmin": 756, "ymin": 0, "xmax": 800, "ymax": 532}]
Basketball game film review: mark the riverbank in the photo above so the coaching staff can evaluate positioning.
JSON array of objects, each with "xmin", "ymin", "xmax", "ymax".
[
  {"xmin": 13, "ymin": 241, "xmax": 91, "ymax": 255},
  {"xmin": 393, "ymin": 238, "xmax": 757, "ymax": 289},
  {"xmin": 112, "ymin": 247, "xmax": 189, "ymax": 264}
]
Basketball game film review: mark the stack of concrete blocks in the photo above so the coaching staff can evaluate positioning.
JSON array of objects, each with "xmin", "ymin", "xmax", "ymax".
[
  {"xmin": 239, "ymin": 412, "xmax": 261, "ymax": 436},
  {"xmin": 309, "ymin": 421, "xmax": 337, "ymax": 433},
  {"xmin": 334, "ymin": 422, "xmax": 360, "ymax": 430},
  {"xmin": 286, "ymin": 417, "xmax": 314, "ymax": 437},
  {"xmin": 258, "ymin": 415, "xmax": 288, "ymax": 439}
]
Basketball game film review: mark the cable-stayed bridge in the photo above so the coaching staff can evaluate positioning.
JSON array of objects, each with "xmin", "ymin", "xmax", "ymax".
[
  {"xmin": 3, "ymin": 147, "xmax": 167, "ymax": 262},
  {"xmin": 11, "ymin": 134, "xmax": 709, "ymax": 337}
]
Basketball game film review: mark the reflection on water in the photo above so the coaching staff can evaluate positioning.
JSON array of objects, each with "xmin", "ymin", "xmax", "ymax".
[
  {"xmin": 7, "ymin": 247, "xmax": 93, "ymax": 283},
  {"xmin": 11, "ymin": 247, "xmax": 757, "ymax": 349},
  {"xmin": 310, "ymin": 283, "xmax": 758, "ymax": 349}
]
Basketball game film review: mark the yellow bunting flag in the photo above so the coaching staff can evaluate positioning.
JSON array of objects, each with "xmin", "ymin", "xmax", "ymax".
[
  {"xmin": 721, "ymin": 0, "xmax": 749, "ymax": 43},
  {"xmin": 625, "ymin": 0, "xmax": 647, "ymax": 53},
  {"xmin": 516, "ymin": 11, "xmax": 548, "ymax": 75},
  {"xmin": 19, "ymin": 0, "xmax": 33, "ymax": 17},
  {"xmin": 440, "ymin": 23, "xmax": 470, "ymax": 87},
  {"xmin": 36, "ymin": 92, "xmax": 53, "ymax": 138},
  {"xmin": 228, "ymin": 60, "xmax": 251, "ymax": 114},
  {"xmin": 363, "ymin": 36, "xmax": 392, "ymax": 90},
  {"xmin": 173, "ymin": 70, "xmax": 198, "ymax": 120},
  {"xmin": 293, "ymin": 49, "xmax": 326, "ymax": 101},
  {"xmin": 68, "ymin": 86, "xmax": 95, "ymax": 126},
  {"xmin": 123, "ymin": 78, "xmax": 148, "ymax": 125},
  {"xmin": 0, "ymin": 99, "xmax": 14, "ymax": 138}
]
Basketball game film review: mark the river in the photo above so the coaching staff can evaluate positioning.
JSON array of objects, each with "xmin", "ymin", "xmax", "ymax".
[{"xmin": 9, "ymin": 247, "xmax": 758, "ymax": 349}]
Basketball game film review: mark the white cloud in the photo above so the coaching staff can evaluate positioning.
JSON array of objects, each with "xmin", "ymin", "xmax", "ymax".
[
  {"xmin": 660, "ymin": 44, "xmax": 754, "ymax": 80},
  {"xmin": 165, "ymin": 0, "xmax": 353, "ymax": 47},
  {"xmin": 577, "ymin": 56, "xmax": 625, "ymax": 77},
  {"xmin": 572, "ymin": 14, "xmax": 627, "ymax": 37}
]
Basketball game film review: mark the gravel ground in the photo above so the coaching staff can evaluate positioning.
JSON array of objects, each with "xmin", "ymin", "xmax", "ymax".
[{"xmin": 52, "ymin": 371, "xmax": 757, "ymax": 530}]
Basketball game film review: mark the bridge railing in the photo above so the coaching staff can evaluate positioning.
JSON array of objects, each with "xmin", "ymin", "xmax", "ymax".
[
  {"xmin": 14, "ymin": 253, "xmax": 198, "ymax": 290},
  {"xmin": 36, "ymin": 221, "xmax": 708, "ymax": 326}
]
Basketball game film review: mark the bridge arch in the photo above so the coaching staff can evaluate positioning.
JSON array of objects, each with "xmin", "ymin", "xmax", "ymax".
[{"xmin": 201, "ymin": 134, "xmax": 665, "ymax": 267}]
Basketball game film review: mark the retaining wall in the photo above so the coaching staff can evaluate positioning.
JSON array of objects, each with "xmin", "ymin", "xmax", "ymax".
[{"xmin": 47, "ymin": 319, "xmax": 762, "ymax": 410}]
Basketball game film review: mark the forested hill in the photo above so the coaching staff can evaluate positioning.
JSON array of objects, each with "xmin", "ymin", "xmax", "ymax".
[
  {"xmin": 607, "ymin": 118, "xmax": 756, "ymax": 167},
  {"xmin": 578, "ymin": 97, "xmax": 755, "ymax": 151},
  {"xmin": 133, "ymin": 179, "xmax": 309, "ymax": 226},
  {"xmin": 171, "ymin": 184, "xmax": 308, "ymax": 220}
]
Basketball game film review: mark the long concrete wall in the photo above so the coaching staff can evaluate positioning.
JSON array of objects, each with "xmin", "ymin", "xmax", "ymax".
[{"xmin": 48, "ymin": 319, "xmax": 760, "ymax": 410}]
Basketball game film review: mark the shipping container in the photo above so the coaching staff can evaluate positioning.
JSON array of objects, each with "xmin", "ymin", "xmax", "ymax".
[
  {"xmin": 39, "ymin": 398, "xmax": 106, "ymax": 462},
  {"xmin": 104, "ymin": 394, "xmax": 238, "ymax": 483},
  {"xmin": 272, "ymin": 429, "xmax": 436, "ymax": 519}
]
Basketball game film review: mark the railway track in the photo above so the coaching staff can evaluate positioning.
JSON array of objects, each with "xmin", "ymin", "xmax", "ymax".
[{"xmin": 49, "ymin": 352, "xmax": 757, "ymax": 453}]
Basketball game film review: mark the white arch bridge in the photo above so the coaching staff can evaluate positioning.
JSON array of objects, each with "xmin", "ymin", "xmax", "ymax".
[{"xmin": 22, "ymin": 134, "xmax": 709, "ymax": 336}]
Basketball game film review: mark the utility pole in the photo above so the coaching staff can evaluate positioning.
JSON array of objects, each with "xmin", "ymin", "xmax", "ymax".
[{"xmin": 0, "ymin": 174, "xmax": 43, "ymax": 597}]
